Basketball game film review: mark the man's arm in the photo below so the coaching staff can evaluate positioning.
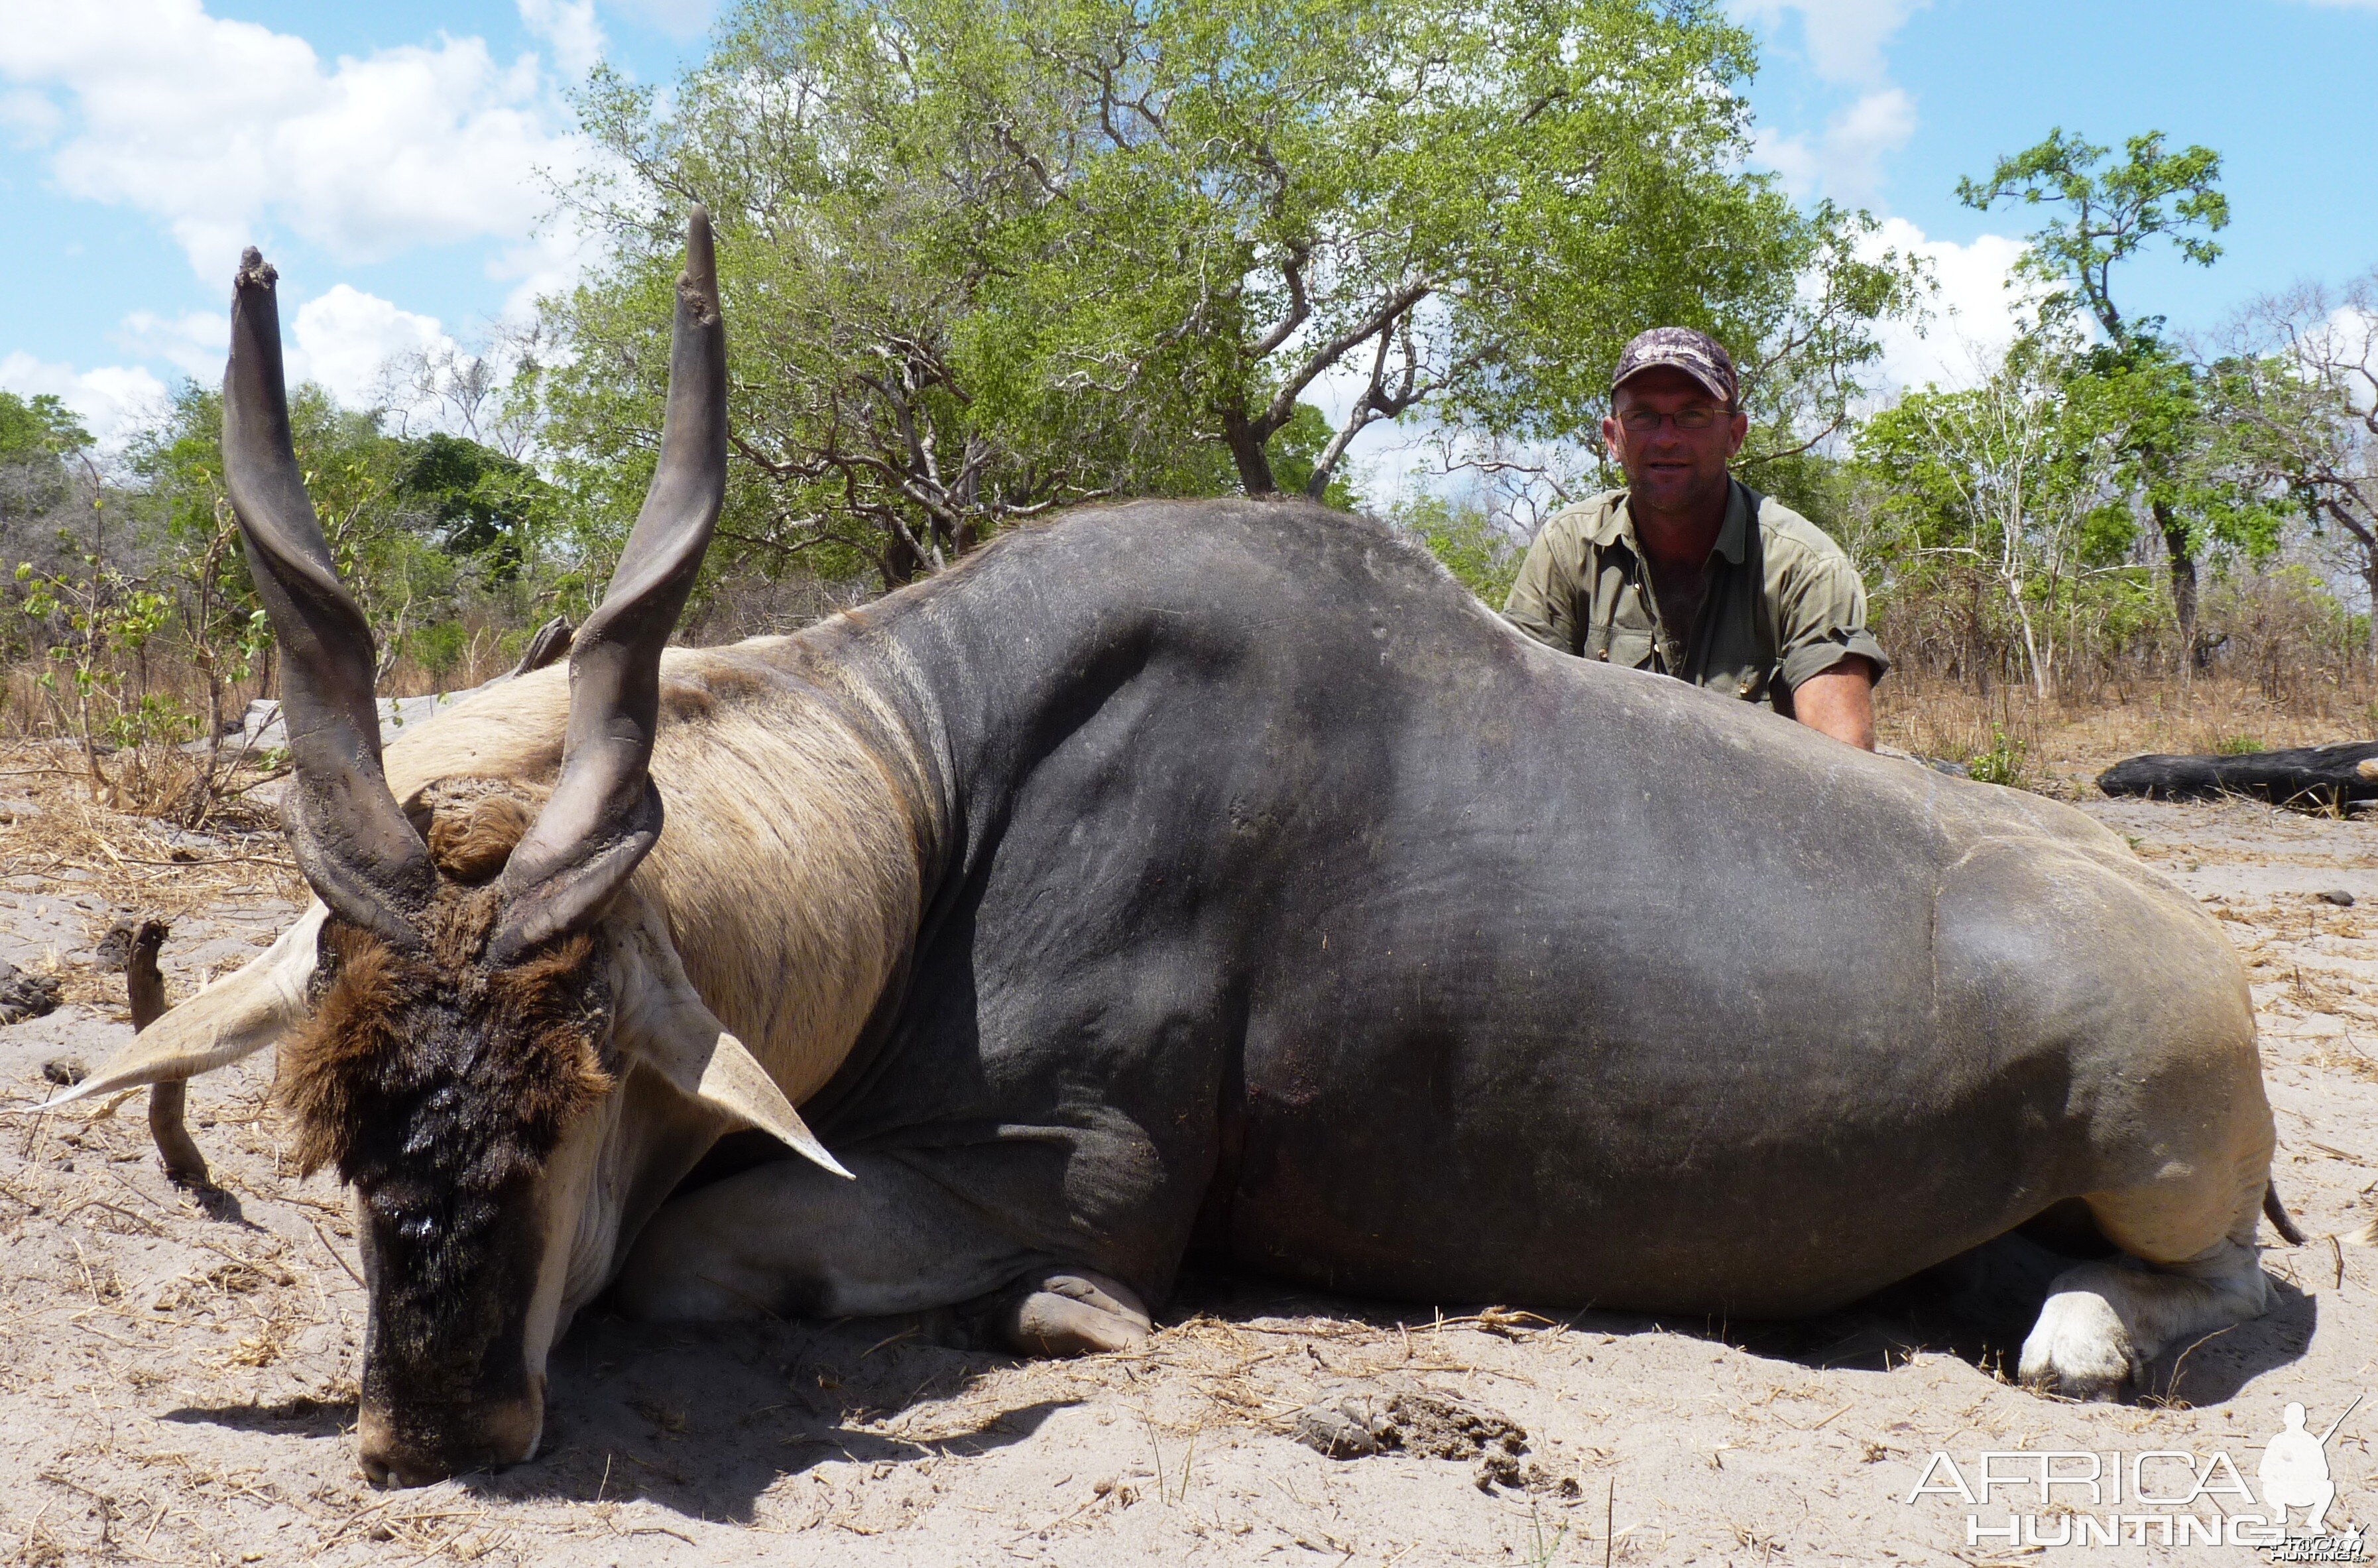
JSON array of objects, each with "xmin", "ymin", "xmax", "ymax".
[
  {"xmin": 1761, "ymin": 511, "xmax": 1887, "ymax": 751},
  {"xmin": 1790, "ymin": 656, "xmax": 1876, "ymax": 750},
  {"xmin": 1500, "ymin": 516, "xmax": 1580, "ymax": 654}
]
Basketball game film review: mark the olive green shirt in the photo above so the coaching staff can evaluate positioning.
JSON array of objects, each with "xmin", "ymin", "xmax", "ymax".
[{"xmin": 1501, "ymin": 482, "xmax": 1887, "ymax": 709}]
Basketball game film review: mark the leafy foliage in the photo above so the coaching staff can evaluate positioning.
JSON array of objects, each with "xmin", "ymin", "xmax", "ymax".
[
  {"xmin": 1394, "ymin": 495, "xmax": 1527, "ymax": 604},
  {"xmin": 0, "ymin": 392, "xmax": 91, "ymax": 467},
  {"xmin": 544, "ymin": 0, "xmax": 1919, "ymax": 587},
  {"xmin": 1956, "ymin": 129, "xmax": 2228, "ymax": 347},
  {"xmin": 394, "ymin": 432, "xmax": 555, "ymax": 579},
  {"xmin": 2206, "ymin": 272, "xmax": 2378, "ymax": 660},
  {"xmin": 1959, "ymin": 129, "xmax": 2251, "ymax": 646}
]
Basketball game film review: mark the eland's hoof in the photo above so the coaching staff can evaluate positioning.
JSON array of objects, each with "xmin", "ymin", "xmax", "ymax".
[
  {"xmin": 2018, "ymin": 1289, "xmax": 2139, "ymax": 1400},
  {"xmin": 991, "ymin": 1270, "xmax": 1152, "ymax": 1357}
]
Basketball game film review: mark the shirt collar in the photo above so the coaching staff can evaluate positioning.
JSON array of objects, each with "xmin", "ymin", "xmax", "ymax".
[{"xmin": 1599, "ymin": 479, "xmax": 1752, "ymax": 565}]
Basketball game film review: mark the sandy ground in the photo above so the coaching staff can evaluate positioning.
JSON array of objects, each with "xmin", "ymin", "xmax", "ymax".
[{"xmin": 3, "ymin": 764, "xmax": 2377, "ymax": 1565}]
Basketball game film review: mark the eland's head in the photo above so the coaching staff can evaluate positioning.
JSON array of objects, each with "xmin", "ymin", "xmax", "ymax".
[{"xmin": 42, "ymin": 210, "xmax": 847, "ymax": 1488}]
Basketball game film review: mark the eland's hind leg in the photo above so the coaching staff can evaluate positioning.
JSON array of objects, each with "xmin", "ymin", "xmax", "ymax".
[{"xmin": 2019, "ymin": 1138, "xmax": 2276, "ymax": 1400}]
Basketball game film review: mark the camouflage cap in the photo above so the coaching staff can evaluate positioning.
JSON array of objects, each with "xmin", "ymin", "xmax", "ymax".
[{"xmin": 1612, "ymin": 327, "xmax": 1738, "ymax": 407}]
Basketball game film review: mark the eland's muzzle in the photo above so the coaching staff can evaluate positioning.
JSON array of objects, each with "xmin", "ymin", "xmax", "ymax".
[{"xmin": 357, "ymin": 1376, "xmax": 544, "ymax": 1488}]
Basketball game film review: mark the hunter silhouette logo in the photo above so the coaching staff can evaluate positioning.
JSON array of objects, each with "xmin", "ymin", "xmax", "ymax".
[
  {"xmin": 1905, "ymin": 1393, "xmax": 2366, "ymax": 1554},
  {"xmin": 2261, "ymin": 1398, "xmax": 2355, "ymax": 1534}
]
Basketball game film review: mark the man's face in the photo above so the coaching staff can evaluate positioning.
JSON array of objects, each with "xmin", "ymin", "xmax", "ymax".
[{"xmin": 1600, "ymin": 366, "xmax": 1748, "ymax": 521}]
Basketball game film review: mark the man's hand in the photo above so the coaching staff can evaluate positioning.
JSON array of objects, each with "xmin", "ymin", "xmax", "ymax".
[{"xmin": 1792, "ymin": 659, "xmax": 1876, "ymax": 751}]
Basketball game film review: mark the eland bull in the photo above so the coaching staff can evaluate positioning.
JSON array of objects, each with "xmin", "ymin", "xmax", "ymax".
[{"xmin": 46, "ymin": 211, "xmax": 2285, "ymax": 1486}]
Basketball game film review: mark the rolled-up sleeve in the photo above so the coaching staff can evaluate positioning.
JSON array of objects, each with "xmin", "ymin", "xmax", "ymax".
[
  {"xmin": 1772, "ymin": 544, "xmax": 1890, "ymax": 692},
  {"xmin": 1502, "ymin": 522, "xmax": 1579, "ymax": 654}
]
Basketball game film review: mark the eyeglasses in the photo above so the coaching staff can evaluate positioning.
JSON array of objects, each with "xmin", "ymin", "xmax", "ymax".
[{"xmin": 1616, "ymin": 407, "xmax": 1732, "ymax": 433}]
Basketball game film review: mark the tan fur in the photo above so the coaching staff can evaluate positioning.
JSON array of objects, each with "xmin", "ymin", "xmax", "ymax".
[{"xmin": 383, "ymin": 642, "xmax": 925, "ymax": 1107}]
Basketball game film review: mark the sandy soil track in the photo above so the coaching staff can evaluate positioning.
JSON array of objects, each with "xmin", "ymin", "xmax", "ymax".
[{"xmin": 2, "ymin": 780, "xmax": 2375, "ymax": 1566}]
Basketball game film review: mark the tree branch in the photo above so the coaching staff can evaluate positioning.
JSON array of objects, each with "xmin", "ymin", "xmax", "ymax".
[{"xmin": 1259, "ymin": 280, "xmax": 1433, "ymax": 437}]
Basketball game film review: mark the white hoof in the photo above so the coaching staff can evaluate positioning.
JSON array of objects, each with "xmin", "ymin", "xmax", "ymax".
[{"xmin": 2019, "ymin": 1289, "xmax": 2139, "ymax": 1400}]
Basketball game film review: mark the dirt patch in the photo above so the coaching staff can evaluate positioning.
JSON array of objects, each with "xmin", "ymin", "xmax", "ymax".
[{"xmin": 1, "ymin": 742, "xmax": 2375, "ymax": 1564}]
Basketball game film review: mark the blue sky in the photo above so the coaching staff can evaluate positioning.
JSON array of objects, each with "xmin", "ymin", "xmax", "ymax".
[
  {"xmin": 1, "ymin": 0, "xmax": 2373, "ymax": 445},
  {"xmin": 1746, "ymin": 0, "xmax": 2378, "ymax": 380}
]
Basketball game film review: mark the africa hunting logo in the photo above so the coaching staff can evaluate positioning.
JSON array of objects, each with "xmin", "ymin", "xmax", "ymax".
[{"xmin": 1902, "ymin": 1397, "xmax": 2365, "ymax": 1558}]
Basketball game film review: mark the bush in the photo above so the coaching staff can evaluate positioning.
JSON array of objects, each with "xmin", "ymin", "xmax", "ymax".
[{"xmin": 1392, "ymin": 497, "xmax": 1528, "ymax": 607}]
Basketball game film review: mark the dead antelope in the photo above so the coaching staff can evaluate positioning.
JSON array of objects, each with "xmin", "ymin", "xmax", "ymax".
[{"xmin": 36, "ymin": 215, "xmax": 2290, "ymax": 1489}]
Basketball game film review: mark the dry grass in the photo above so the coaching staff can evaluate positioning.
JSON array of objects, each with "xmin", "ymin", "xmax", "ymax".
[
  {"xmin": 1878, "ymin": 672, "xmax": 2378, "ymax": 794},
  {"xmin": 0, "ymin": 1072, "xmax": 390, "ymax": 1566},
  {"xmin": 0, "ymin": 741, "xmax": 302, "ymax": 911},
  {"xmin": 0, "ymin": 739, "xmax": 301, "ymax": 1032}
]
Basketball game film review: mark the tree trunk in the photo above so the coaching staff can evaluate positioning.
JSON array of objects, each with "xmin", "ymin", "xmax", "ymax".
[
  {"xmin": 877, "ymin": 524, "xmax": 931, "ymax": 588},
  {"xmin": 2365, "ymin": 552, "xmax": 2378, "ymax": 677},
  {"xmin": 1220, "ymin": 409, "xmax": 1279, "ymax": 497},
  {"xmin": 2007, "ymin": 581, "xmax": 2050, "ymax": 702},
  {"xmin": 2152, "ymin": 501, "xmax": 2202, "ymax": 668}
]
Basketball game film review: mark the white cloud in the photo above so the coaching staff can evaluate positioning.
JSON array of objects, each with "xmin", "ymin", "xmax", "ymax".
[
  {"xmin": 490, "ymin": 222, "xmax": 608, "ymax": 320},
  {"xmin": 112, "ymin": 310, "xmax": 227, "ymax": 382},
  {"xmin": 1728, "ymin": 0, "xmax": 1932, "ymax": 86},
  {"xmin": 0, "ymin": 1, "xmax": 595, "ymax": 280},
  {"xmin": 0, "ymin": 86, "xmax": 60, "ymax": 144},
  {"xmin": 0, "ymin": 284, "xmax": 449, "ymax": 447},
  {"xmin": 1756, "ymin": 87, "xmax": 1915, "ymax": 206},
  {"xmin": 1864, "ymin": 217, "xmax": 2037, "ymax": 391},
  {"xmin": 519, "ymin": 0, "xmax": 606, "ymax": 81},
  {"xmin": 289, "ymin": 286, "xmax": 453, "ymax": 408},
  {"xmin": 0, "ymin": 351, "xmax": 168, "ymax": 448}
]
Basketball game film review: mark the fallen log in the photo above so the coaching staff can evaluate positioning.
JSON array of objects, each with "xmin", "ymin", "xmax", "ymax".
[{"xmin": 2096, "ymin": 740, "xmax": 2378, "ymax": 807}]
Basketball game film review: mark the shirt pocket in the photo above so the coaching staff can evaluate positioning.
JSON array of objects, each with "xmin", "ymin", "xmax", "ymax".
[
  {"xmin": 1604, "ymin": 626, "xmax": 1656, "ymax": 670},
  {"xmin": 1726, "ymin": 662, "xmax": 1773, "ymax": 704}
]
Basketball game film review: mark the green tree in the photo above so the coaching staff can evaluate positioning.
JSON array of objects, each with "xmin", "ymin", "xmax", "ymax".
[
  {"xmin": 1265, "ymin": 404, "xmax": 1358, "ymax": 511},
  {"xmin": 121, "ymin": 382, "xmax": 259, "ymax": 753},
  {"xmin": 394, "ymin": 432, "xmax": 556, "ymax": 580},
  {"xmin": 1392, "ymin": 493, "xmax": 1526, "ymax": 603},
  {"xmin": 0, "ymin": 392, "xmax": 90, "ymax": 465},
  {"xmin": 1958, "ymin": 129, "xmax": 2236, "ymax": 651},
  {"xmin": 1855, "ymin": 331, "xmax": 2128, "ymax": 699},
  {"xmin": 2212, "ymin": 271, "xmax": 2378, "ymax": 666},
  {"xmin": 548, "ymin": 0, "xmax": 1916, "ymax": 587},
  {"xmin": 0, "ymin": 391, "xmax": 94, "ymax": 535},
  {"xmin": 122, "ymin": 381, "xmax": 526, "ymax": 730}
]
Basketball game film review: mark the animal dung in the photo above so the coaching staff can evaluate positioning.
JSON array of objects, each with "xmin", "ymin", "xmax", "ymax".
[
  {"xmin": 1, "ymin": 963, "xmax": 62, "ymax": 1026},
  {"xmin": 1290, "ymin": 1380, "xmax": 1582, "ymax": 1495},
  {"xmin": 1291, "ymin": 1380, "xmax": 1527, "ymax": 1463}
]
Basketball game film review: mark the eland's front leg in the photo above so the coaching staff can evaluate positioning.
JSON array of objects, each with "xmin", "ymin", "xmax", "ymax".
[{"xmin": 613, "ymin": 1151, "xmax": 1153, "ymax": 1355}]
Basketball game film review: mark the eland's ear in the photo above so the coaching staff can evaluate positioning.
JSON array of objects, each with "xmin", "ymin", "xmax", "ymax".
[
  {"xmin": 29, "ymin": 906, "xmax": 326, "ymax": 1110},
  {"xmin": 611, "ymin": 911, "xmax": 851, "ymax": 1180},
  {"xmin": 643, "ymin": 1006, "xmax": 853, "ymax": 1182}
]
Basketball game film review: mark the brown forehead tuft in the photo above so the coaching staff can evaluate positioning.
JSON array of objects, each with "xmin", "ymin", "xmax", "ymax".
[
  {"xmin": 407, "ymin": 777, "xmax": 544, "ymax": 884},
  {"xmin": 276, "ymin": 894, "xmax": 612, "ymax": 1186}
]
